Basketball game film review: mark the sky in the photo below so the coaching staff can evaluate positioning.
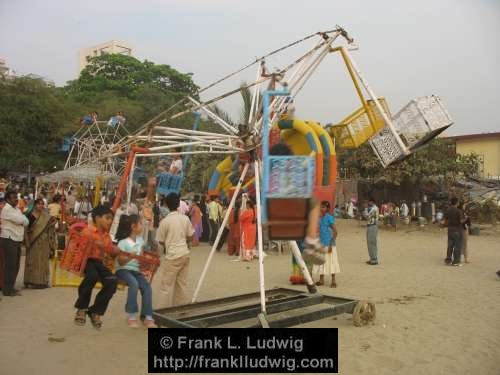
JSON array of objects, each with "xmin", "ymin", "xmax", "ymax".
[{"xmin": 1, "ymin": 0, "xmax": 499, "ymax": 136}]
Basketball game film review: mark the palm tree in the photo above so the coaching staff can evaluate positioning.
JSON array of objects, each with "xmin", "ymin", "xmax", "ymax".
[
  {"xmin": 183, "ymin": 83, "xmax": 254, "ymax": 193},
  {"xmin": 210, "ymin": 83, "xmax": 254, "ymax": 127}
]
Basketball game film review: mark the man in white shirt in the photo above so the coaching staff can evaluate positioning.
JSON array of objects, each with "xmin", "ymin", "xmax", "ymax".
[
  {"xmin": 74, "ymin": 197, "xmax": 93, "ymax": 220},
  {"xmin": 1, "ymin": 191, "xmax": 29, "ymax": 296},
  {"xmin": 400, "ymin": 201, "xmax": 409, "ymax": 218},
  {"xmin": 347, "ymin": 200, "xmax": 355, "ymax": 218},
  {"xmin": 155, "ymin": 193, "xmax": 194, "ymax": 306},
  {"xmin": 65, "ymin": 190, "xmax": 76, "ymax": 216}
]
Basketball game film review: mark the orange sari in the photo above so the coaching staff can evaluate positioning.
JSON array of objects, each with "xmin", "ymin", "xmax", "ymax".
[{"xmin": 239, "ymin": 208, "xmax": 256, "ymax": 261}]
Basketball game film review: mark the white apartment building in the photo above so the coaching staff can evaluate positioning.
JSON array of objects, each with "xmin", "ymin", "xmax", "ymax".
[
  {"xmin": 78, "ymin": 40, "xmax": 133, "ymax": 73},
  {"xmin": 0, "ymin": 58, "xmax": 11, "ymax": 76}
]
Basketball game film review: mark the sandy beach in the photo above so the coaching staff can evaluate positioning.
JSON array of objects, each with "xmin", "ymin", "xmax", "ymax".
[{"xmin": 1, "ymin": 219, "xmax": 499, "ymax": 375}]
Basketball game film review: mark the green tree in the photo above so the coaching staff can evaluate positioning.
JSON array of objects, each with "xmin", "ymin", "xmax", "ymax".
[
  {"xmin": 0, "ymin": 76, "xmax": 71, "ymax": 175},
  {"xmin": 65, "ymin": 54, "xmax": 198, "ymax": 102},
  {"xmin": 338, "ymin": 138, "xmax": 481, "ymax": 186},
  {"xmin": 62, "ymin": 54, "xmax": 199, "ymax": 133}
]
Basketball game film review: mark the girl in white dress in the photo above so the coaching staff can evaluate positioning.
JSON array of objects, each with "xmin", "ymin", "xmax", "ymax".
[{"xmin": 313, "ymin": 201, "xmax": 340, "ymax": 287}]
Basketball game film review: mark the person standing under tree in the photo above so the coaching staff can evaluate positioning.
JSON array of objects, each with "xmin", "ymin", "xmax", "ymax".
[
  {"xmin": 365, "ymin": 197, "xmax": 379, "ymax": 265},
  {"xmin": 443, "ymin": 197, "xmax": 466, "ymax": 266},
  {"xmin": 0, "ymin": 191, "xmax": 29, "ymax": 296},
  {"xmin": 458, "ymin": 201, "xmax": 471, "ymax": 264},
  {"xmin": 400, "ymin": 200, "xmax": 409, "ymax": 218}
]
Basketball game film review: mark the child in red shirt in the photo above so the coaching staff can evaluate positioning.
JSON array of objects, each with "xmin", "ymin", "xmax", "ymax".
[{"xmin": 74, "ymin": 205, "xmax": 120, "ymax": 329}]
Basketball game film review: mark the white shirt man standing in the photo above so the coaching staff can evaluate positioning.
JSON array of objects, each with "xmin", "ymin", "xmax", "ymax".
[
  {"xmin": 1, "ymin": 191, "xmax": 29, "ymax": 296},
  {"xmin": 400, "ymin": 201, "xmax": 409, "ymax": 218},
  {"xmin": 155, "ymin": 193, "xmax": 194, "ymax": 307}
]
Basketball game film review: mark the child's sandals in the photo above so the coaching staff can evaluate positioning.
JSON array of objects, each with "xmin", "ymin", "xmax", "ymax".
[
  {"xmin": 87, "ymin": 311, "xmax": 103, "ymax": 329},
  {"xmin": 74, "ymin": 310, "xmax": 87, "ymax": 326}
]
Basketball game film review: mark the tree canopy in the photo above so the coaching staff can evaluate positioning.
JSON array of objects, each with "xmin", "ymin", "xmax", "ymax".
[
  {"xmin": 0, "ymin": 77, "xmax": 70, "ymax": 175},
  {"xmin": 65, "ymin": 54, "xmax": 198, "ymax": 101},
  {"xmin": 337, "ymin": 138, "xmax": 481, "ymax": 186},
  {"xmin": 0, "ymin": 55, "xmax": 199, "ymax": 176}
]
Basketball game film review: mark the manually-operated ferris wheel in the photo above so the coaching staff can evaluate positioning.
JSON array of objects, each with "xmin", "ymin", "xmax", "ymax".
[
  {"xmin": 101, "ymin": 26, "xmax": 452, "ymax": 303},
  {"xmin": 56, "ymin": 26, "xmax": 453, "ymax": 326}
]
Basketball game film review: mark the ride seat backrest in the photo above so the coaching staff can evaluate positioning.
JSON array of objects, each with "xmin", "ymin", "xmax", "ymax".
[
  {"xmin": 156, "ymin": 172, "xmax": 183, "ymax": 195},
  {"xmin": 267, "ymin": 198, "xmax": 309, "ymax": 240}
]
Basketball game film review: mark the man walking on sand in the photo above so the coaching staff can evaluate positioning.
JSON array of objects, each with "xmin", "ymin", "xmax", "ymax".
[
  {"xmin": 443, "ymin": 197, "xmax": 466, "ymax": 266},
  {"xmin": 365, "ymin": 197, "xmax": 379, "ymax": 265}
]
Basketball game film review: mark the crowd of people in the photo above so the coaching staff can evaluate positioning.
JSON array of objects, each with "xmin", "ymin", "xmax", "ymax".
[
  {"xmin": 337, "ymin": 196, "xmax": 474, "ymax": 267},
  {"xmin": 1, "ymin": 175, "xmax": 497, "ymax": 322}
]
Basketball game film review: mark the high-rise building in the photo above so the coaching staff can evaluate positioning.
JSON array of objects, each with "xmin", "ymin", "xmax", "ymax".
[
  {"xmin": 0, "ymin": 58, "xmax": 11, "ymax": 77},
  {"xmin": 78, "ymin": 40, "xmax": 133, "ymax": 73}
]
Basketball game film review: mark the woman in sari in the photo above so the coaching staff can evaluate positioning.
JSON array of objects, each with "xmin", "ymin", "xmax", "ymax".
[
  {"xmin": 239, "ymin": 198, "xmax": 257, "ymax": 261},
  {"xmin": 226, "ymin": 199, "xmax": 241, "ymax": 256},
  {"xmin": 189, "ymin": 201, "xmax": 203, "ymax": 247},
  {"xmin": 24, "ymin": 199, "xmax": 57, "ymax": 289}
]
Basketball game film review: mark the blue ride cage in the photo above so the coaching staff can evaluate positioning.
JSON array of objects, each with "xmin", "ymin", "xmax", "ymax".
[
  {"xmin": 156, "ymin": 172, "xmax": 184, "ymax": 196},
  {"xmin": 261, "ymin": 89, "xmax": 315, "ymax": 223},
  {"xmin": 154, "ymin": 112, "xmax": 200, "ymax": 197}
]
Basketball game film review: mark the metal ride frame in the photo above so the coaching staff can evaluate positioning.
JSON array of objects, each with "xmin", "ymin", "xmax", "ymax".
[
  {"xmin": 105, "ymin": 26, "xmax": 431, "ymax": 327},
  {"xmin": 64, "ymin": 119, "xmax": 130, "ymax": 176}
]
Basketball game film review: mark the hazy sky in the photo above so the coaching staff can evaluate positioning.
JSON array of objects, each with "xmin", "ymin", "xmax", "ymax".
[{"xmin": 1, "ymin": 0, "xmax": 499, "ymax": 135}]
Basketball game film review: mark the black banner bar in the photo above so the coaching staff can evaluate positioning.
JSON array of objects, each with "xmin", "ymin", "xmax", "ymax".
[{"xmin": 149, "ymin": 328, "xmax": 338, "ymax": 373}]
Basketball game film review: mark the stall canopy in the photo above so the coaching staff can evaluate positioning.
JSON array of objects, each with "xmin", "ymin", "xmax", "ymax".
[{"xmin": 37, "ymin": 164, "xmax": 120, "ymax": 184}]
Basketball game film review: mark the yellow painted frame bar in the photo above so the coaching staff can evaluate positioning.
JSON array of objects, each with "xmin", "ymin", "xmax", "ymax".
[{"xmin": 330, "ymin": 46, "xmax": 377, "ymax": 129}]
